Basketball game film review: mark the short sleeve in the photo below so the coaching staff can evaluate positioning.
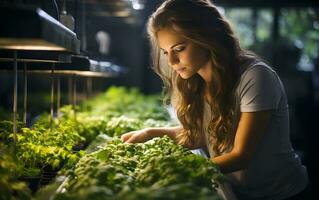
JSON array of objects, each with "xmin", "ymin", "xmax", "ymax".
[{"xmin": 237, "ymin": 64, "xmax": 282, "ymax": 112}]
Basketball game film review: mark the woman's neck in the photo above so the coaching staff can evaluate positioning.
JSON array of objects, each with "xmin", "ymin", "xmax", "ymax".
[
  {"xmin": 197, "ymin": 60, "xmax": 213, "ymax": 104},
  {"xmin": 197, "ymin": 60, "xmax": 213, "ymax": 85},
  {"xmin": 205, "ymin": 86, "xmax": 213, "ymax": 105}
]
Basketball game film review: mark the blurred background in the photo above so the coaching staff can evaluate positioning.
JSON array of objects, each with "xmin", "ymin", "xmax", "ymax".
[{"xmin": 0, "ymin": 0, "xmax": 318, "ymax": 198}]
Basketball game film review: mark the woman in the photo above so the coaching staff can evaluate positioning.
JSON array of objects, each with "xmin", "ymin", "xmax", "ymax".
[{"xmin": 121, "ymin": 0, "xmax": 309, "ymax": 199}]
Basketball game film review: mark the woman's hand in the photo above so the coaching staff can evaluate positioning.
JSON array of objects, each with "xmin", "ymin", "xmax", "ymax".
[
  {"xmin": 121, "ymin": 128, "xmax": 151, "ymax": 143},
  {"xmin": 121, "ymin": 126, "xmax": 181, "ymax": 144}
]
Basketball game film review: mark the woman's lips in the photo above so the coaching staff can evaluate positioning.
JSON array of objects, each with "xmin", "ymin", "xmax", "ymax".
[{"xmin": 175, "ymin": 67, "xmax": 186, "ymax": 74}]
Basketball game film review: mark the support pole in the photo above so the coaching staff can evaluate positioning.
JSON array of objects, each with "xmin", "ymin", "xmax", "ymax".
[
  {"xmin": 13, "ymin": 51, "xmax": 18, "ymax": 145},
  {"xmin": 68, "ymin": 76, "xmax": 72, "ymax": 104},
  {"xmin": 86, "ymin": 77, "xmax": 92, "ymax": 99},
  {"xmin": 72, "ymin": 75, "xmax": 77, "ymax": 120},
  {"xmin": 23, "ymin": 63, "xmax": 28, "ymax": 125},
  {"xmin": 57, "ymin": 75, "xmax": 61, "ymax": 119},
  {"xmin": 50, "ymin": 64, "xmax": 55, "ymax": 130}
]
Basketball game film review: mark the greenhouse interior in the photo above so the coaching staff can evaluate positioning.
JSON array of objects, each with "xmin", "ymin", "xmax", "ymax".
[{"xmin": 0, "ymin": 0, "xmax": 318, "ymax": 200}]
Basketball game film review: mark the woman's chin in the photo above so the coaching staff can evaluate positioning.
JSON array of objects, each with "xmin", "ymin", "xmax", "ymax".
[{"xmin": 178, "ymin": 72, "xmax": 193, "ymax": 79}]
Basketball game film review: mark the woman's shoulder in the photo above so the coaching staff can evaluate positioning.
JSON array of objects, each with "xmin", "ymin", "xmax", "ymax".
[
  {"xmin": 239, "ymin": 60, "xmax": 279, "ymax": 83},
  {"xmin": 241, "ymin": 60, "xmax": 274, "ymax": 75},
  {"xmin": 236, "ymin": 60, "xmax": 286, "ymax": 111},
  {"xmin": 238, "ymin": 51, "xmax": 274, "ymax": 75}
]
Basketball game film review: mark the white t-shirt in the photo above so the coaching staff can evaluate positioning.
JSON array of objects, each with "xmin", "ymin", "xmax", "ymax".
[{"xmin": 203, "ymin": 61, "xmax": 308, "ymax": 200}]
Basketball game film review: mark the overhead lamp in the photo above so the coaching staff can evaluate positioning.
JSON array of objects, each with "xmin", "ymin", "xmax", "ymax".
[{"xmin": 0, "ymin": 6, "xmax": 80, "ymax": 53}]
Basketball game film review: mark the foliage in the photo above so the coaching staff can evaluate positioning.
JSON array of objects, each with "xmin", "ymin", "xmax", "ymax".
[
  {"xmin": 0, "ymin": 120, "xmax": 24, "ymax": 143},
  {"xmin": 225, "ymin": 7, "xmax": 319, "ymax": 71},
  {"xmin": 80, "ymin": 86, "xmax": 170, "ymax": 121},
  {"xmin": 0, "ymin": 86, "xmax": 213, "ymax": 200},
  {"xmin": 0, "ymin": 144, "xmax": 31, "ymax": 200},
  {"xmin": 14, "ymin": 114, "xmax": 86, "ymax": 176},
  {"xmin": 52, "ymin": 136, "xmax": 223, "ymax": 200},
  {"xmin": 280, "ymin": 8, "xmax": 319, "ymax": 70}
]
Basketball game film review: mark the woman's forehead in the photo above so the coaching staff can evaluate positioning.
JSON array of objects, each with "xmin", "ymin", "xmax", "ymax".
[{"xmin": 157, "ymin": 28, "xmax": 187, "ymax": 50}]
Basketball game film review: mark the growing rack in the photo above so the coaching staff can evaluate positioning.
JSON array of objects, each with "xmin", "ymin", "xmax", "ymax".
[{"xmin": 0, "ymin": 6, "xmax": 80, "ymax": 146}]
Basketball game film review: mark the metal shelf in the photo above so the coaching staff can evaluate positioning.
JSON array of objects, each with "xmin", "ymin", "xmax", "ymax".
[
  {"xmin": 0, "ymin": 50, "xmax": 72, "ymax": 63},
  {"xmin": 0, "ymin": 55, "xmax": 126, "ymax": 77}
]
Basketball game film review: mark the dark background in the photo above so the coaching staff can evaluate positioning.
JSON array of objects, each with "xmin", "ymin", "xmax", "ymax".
[{"xmin": 0, "ymin": 0, "xmax": 318, "ymax": 198}]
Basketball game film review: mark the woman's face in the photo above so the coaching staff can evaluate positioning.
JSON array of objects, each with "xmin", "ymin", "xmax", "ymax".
[{"xmin": 157, "ymin": 28, "xmax": 211, "ymax": 79}]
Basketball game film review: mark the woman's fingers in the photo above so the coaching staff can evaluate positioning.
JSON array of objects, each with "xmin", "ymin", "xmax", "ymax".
[
  {"xmin": 121, "ymin": 129, "xmax": 148, "ymax": 143},
  {"xmin": 125, "ymin": 135, "xmax": 137, "ymax": 143},
  {"xmin": 121, "ymin": 132, "xmax": 133, "ymax": 142}
]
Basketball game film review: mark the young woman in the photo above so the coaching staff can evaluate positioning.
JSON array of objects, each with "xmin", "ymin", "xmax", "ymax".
[{"xmin": 121, "ymin": 0, "xmax": 309, "ymax": 199}]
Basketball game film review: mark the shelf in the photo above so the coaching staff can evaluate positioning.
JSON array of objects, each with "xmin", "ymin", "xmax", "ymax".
[
  {"xmin": 0, "ymin": 6, "xmax": 80, "ymax": 53},
  {"xmin": 0, "ymin": 50, "xmax": 71, "ymax": 63},
  {"xmin": 26, "ymin": 70, "xmax": 117, "ymax": 78},
  {"xmin": 0, "ymin": 55, "xmax": 127, "ymax": 78}
]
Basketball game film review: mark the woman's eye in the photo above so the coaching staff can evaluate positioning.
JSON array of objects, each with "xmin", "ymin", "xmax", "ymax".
[
  {"xmin": 161, "ymin": 46, "xmax": 185, "ymax": 55},
  {"xmin": 174, "ymin": 46, "xmax": 185, "ymax": 52}
]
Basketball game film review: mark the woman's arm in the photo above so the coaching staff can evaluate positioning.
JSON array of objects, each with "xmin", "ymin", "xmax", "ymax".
[
  {"xmin": 212, "ymin": 110, "xmax": 272, "ymax": 173},
  {"xmin": 121, "ymin": 126, "xmax": 182, "ymax": 143}
]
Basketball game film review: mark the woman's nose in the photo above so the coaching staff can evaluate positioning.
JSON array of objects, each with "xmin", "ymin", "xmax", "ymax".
[{"xmin": 168, "ymin": 52, "xmax": 179, "ymax": 66}]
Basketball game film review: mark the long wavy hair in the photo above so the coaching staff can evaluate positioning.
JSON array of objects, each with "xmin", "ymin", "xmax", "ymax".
[{"xmin": 147, "ymin": 0, "xmax": 257, "ymax": 155}]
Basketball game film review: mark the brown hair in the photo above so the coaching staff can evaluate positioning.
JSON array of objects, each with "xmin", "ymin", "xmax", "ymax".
[{"xmin": 147, "ymin": 0, "xmax": 257, "ymax": 155}]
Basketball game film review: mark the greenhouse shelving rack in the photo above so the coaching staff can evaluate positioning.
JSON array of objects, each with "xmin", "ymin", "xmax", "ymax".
[
  {"xmin": 0, "ymin": 54, "xmax": 126, "ymax": 123},
  {"xmin": 0, "ymin": 4, "xmax": 125, "ymax": 196},
  {"xmin": 0, "ymin": 5, "xmax": 80, "ymax": 146}
]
